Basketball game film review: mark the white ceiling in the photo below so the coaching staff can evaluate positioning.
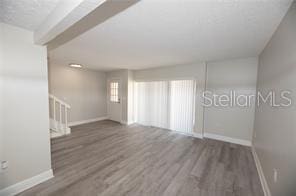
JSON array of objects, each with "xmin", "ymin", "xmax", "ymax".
[
  {"xmin": 0, "ymin": 0, "xmax": 61, "ymax": 31},
  {"xmin": 49, "ymin": 0, "xmax": 293, "ymax": 71},
  {"xmin": 7, "ymin": 0, "xmax": 291, "ymax": 70}
]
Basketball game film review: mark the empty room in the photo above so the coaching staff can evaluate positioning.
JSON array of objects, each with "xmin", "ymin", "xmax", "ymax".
[{"xmin": 0, "ymin": 0, "xmax": 295, "ymax": 196}]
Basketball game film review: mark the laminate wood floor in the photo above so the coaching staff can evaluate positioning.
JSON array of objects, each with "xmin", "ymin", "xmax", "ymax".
[{"xmin": 18, "ymin": 120, "xmax": 263, "ymax": 196}]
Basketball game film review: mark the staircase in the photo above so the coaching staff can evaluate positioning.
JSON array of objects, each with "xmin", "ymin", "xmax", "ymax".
[{"xmin": 49, "ymin": 94, "xmax": 71, "ymax": 138}]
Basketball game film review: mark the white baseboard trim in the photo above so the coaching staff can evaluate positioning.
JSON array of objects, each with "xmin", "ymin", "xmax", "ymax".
[
  {"xmin": 128, "ymin": 121, "xmax": 135, "ymax": 125},
  {"xmin": 120, "ymin": 121, "xmax": 127, "ymax": 125},
  {"xmin": 252, "ymin": 147, "xmax": 271, "ymax": 196},
  {"xmin": 192, "ymin": 133, "xmax": 204, "ymax": 139},
  {"xmin": 69, "ymin": 116, "xmax": 108, "ymax": 126},
  {"xmin": 0, "ymin": 169, "xmax": 53, "ymax": 196},
  {"xmin": 120, "ymin": 121, "xmax": 135, "ymax": 125},
  {"xmin": 167, "ymin": 130, "xmax": 204, "ymax": 139},
  {"xmin": 204, "ymin": 133, "xmax": 252, "ymax": 146}
]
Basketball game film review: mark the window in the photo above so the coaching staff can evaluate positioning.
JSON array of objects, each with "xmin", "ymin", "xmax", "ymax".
[
  {"xmin": 134, "ymin": 79, "xmax": 196, "ymax": 134},
  {"xmin": 169, "ymin": 80, "xmax": 195, "ymax": 133},
  {"xmin": 110, "ymin": 82, "xmax": 119, "ymax": 103}
]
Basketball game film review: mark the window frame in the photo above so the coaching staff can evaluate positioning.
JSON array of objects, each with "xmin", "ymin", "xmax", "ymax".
[{"xmin": 110, "ymin": 81, "xmax": 120, "ymax": 103}]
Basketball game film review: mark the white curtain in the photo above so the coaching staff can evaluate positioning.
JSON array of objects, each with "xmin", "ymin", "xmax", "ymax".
[{"xmin": 135, "ymin": 79, "xmax": 196, "ymax": 134}]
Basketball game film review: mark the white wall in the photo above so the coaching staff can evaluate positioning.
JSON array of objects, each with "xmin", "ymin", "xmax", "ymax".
[
  {"xmin": 0, "ymin": 23, "xmax": 52, "ymax": 189},
  {"xmin": 0, "ymin": 23, "xmax": 4, "ymax": 179},
  {"xmin": 48, "ymin": 63, "xmax": 107, "ymax": 123},
  {"xmin": 134, "ymin": 59, "xmax": 258, "ymax": 143},
  {"xmin": 134, "ymin": 63, "xmax": 206, "ymax": 136},
  {"xmin": 205, "ymin": 58, "xmax": 258, "ymax": 143},
  {"xmin": 127, "ymin": 70, "xmax": 134, "ymax": 124},
  {"xmin": 253, "ymin": 2, "xmax": 296, "ymax": 195}
]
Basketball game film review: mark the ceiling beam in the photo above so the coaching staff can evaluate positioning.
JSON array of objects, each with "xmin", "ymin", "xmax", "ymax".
[
  {"xmin": 34, "ymin": 0, "xmax": 139, "ymax": 49},
  {"xmin": 34, "ymin": 0, "xmax": 105, "ymax": 45}
]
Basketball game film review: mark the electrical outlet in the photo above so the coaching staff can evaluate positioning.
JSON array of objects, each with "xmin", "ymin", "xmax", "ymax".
[
  {"xmin": 1, "ymin": 161, "xmax": 8, "ymax": 169},
  {"xmin": 273, "ymin": 168, "xmax": 278, "ymax": 183},
  {"xmin": 1, "ymin": 161, "xmax": 8, "ymax": 173}
]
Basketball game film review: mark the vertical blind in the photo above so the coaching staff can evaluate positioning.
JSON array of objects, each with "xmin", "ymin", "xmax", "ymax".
[
  {"xmin": 135, "ymin": 81, "xmax": 169, "ymax": 129},
  {"xmin": 134, "ymin": 79, "xmax": 196, "ymax": 134}
]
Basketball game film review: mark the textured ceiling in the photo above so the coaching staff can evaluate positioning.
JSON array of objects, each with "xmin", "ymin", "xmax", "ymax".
[
  {"xmin": 49, "ymin": 0, "xmax": 293, "ymax": 71},
  {"xmin": 0, "ymin": 0, "xmax": 60, "ymax": 31}
]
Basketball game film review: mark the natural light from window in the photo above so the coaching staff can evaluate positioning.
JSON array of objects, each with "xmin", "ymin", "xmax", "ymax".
[{"xmin": 110, "ymin": 82, "xmax": 119, "ymax": 103}]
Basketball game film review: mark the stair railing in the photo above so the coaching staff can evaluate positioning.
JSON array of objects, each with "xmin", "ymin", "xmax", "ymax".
[{"xmin": 49, "ymin": 94, "xmax": 71, "ymax": 137}]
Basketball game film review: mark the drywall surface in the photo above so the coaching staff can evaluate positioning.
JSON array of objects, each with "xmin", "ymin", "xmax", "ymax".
[
  {"xmin": 127, "ymin": 70, "xmax": 134, "ymax": 124},
  {"xmin": 134, "ymin": 63, "xmax": 206, "ymax": 135},
  {"xmin": 253, "ymin": 3, "xmax": 296, "ymax": 195},
  {"xmin": 48, "ymin": 63, "xmax": 107, "ymax": 123},
  {"xmin": 205, "ymin": 57, "xmax": 258, "ymax": 142},
  {"xmin": 0, "ymin": 23, "xmax": 4, "ymax": 180},
  {"xmin": 0, "ymin": 23, "xmax": 51, "ymax": 189}
]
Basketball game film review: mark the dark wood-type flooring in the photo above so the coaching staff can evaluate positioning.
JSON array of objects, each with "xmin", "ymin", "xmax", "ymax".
[{"xmin": 19, "ymin": 120, "xmax": 263, "ymax": 196}]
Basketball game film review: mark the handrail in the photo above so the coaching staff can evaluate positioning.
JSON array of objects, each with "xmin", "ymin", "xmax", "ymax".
[
  {"xmin": 49, "ymin": 94, "xmax": 71, "ymax": 137},
  {"xmin": 49, "ymin": 94, "xmax": 70, "ymax": 108}
]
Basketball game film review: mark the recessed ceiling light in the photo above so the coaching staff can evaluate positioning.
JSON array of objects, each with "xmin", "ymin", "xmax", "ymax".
[{"xmin": 69, "ymin": 63, "xmax": 82, "ymax": 68}]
